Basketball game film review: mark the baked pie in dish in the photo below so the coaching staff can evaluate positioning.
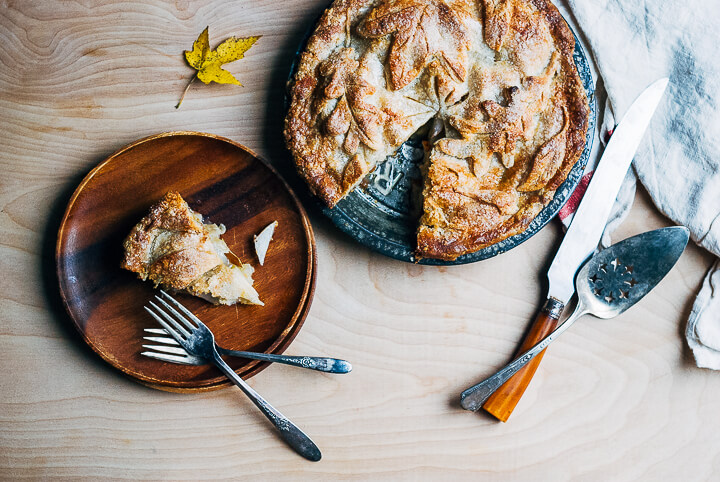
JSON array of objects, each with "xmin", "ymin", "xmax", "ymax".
[
  {"xmin": 121, "ymin": 192, "xmax": 262, "ymax": 306},
  {"xmin": 285, "ymin": 0, "xmax": 590, "ymax": 260}
]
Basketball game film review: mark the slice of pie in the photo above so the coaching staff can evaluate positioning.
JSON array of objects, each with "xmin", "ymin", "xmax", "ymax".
[
  {"xmin": 121, "ymin": 192, "xmax": 262, "ymax": 306},
  {"xmin": 285, "ymin": 0, "xmax": 590, "ymax": 260}
]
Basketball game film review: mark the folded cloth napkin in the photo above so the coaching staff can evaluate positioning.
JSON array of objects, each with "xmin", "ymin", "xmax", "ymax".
[{"xmin": 557, "ymin": 0, "xmax": 720, "ymax": 368}]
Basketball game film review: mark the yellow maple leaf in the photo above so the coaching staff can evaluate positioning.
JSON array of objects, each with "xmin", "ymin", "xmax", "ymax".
[{"xmin": 176, "ymin": 27, "xmax": 260, "ymax": 108}]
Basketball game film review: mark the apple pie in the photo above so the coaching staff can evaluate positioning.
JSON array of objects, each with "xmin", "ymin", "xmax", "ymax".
[
  {"xmin": 121, "ymin": 192, "xmax": 262, "ymax": 305},
  {"xmin": 285, "ymin": 0, "xmax": 589, "ymax": 260}
]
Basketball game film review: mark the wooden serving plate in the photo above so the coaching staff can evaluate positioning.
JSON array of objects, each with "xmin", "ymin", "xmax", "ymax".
[{"xmin": 56, "ymin": 132, "xmax": 316, "ymax": 392}]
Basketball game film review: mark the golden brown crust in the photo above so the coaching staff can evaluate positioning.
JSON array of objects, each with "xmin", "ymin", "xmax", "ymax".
[
  {"xmin": 417, "ymin": 0, "xmax": 589, "ymax": 260},
  {"xmin": 121, "ymin": 192, "xmax": 262, "ymax": 305},
  {"xmin": 285, "ymin": 0, "xmax": 589, "ymax": 260},
  {"xmin": 121, "ymin": 191, "xmax": 204, "ymax": 275},
  {"xmin": 146, "ymin": 248, "xmax": 220, "ymax": 290},
  {"xmin": 285, "ymin": 0, "xmax": 365, "ymax": 206},
  {"xmin": 357, "ymin": 0, "xmax": 471, "ymax": 90},
  {"xmin": 528, "ymin": 0, "xmax": 590, "ymax": 194}
]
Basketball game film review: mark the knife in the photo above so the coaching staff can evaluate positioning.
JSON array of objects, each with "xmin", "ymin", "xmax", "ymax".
[{"xmin": 460, "ymin": 78, "xmax": 670, "ymax": 420}]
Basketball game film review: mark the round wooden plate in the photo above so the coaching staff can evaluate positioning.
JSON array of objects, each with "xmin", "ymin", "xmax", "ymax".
[{"xmin": 56, "ymin": 132, "xmax": 316, "ymax": 392}]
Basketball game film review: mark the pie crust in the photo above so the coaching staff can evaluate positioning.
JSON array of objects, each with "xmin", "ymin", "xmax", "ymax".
[
  {"xmin": 285, "ymin": 0, "xmax": 589, "ymax": 260},
  {"xmin": 121, "ymin": 192, "xmax": 262, "ymax": 305}
]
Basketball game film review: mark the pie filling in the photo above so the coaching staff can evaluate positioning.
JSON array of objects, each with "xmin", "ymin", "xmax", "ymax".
[{"xmin": 285, "ymin": 0, "xmax": 589, "ymax": 260}]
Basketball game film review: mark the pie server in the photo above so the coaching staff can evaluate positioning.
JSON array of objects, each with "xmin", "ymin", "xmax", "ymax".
[
  {"xmin": 474, "ymin": 78, "xmax": 670, "ymax": 422},
  {"xmin": 460, "ymin": 226, "xmax": 689, "ymax": 411}
]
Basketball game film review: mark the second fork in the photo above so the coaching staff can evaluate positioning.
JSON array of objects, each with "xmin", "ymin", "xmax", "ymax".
[{"xmin": 142, "ymin": 328, "xmax": 352, "ymax": 373}]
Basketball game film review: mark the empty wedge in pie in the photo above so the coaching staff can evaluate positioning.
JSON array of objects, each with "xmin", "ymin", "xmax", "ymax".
[
  {"xmin": 285, "ymin": 0, "xmax": 590, "ymax": 260},
  {"xmin": 121, "ymin": 191, "xmax": 262, "ymax": 306}
]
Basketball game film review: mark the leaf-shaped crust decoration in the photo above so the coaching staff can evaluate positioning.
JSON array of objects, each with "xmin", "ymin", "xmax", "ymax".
[
  {"xmin": 325, "ymin": 96, "xmax": 353, "ymax": 136},
  {"xmin": 346, "ymin": 76, "xmax": 384, "ymax": 150},
  {"xmin": 357, "ymin": 0, "xmax": 471, "ymax": 91},
  {"xmin": 318, "ymin": 48, "xmax": 383, "ymax": 153},
  {"xmin": 435, "ymin": 137, "xmax": 493, "ymax": 180},
  {"xmin": 449, "ymin": 87, "xmax": 528, "ymax": 167},
  {"xmin": 427, "ymin": 152, "xmax": 519, "ymax": 216},
  {"xmin": 461, "ymin": 188, "xmax": 519, "ymax": 215},
  {"xmin": 448, "ymin": 52, "xmax": 560, "ymax": 166},
  {"xmin": 481, "ymin": 0, "xmax": 512, "ymax": 51},
  {"xmin": 318, "ymin": 48, "xmax": 358, "ymax": 99},
  {"xmin": 518, "ymin": 106, "xmax": 568, "ymax": 192}
]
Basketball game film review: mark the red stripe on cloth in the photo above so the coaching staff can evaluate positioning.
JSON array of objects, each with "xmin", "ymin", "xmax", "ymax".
[
  {"xmin": 603, "ymin": 128, "xmax": 614, "ymax": 143},
  {"xmin": 558, "ymin": 171, "xmax": 594, "ymax": 221}
]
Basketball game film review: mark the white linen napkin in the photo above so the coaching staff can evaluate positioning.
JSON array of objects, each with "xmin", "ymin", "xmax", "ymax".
[{"xmin": 558, "ymin": 0, "xmax": 720, "ymax": 368}]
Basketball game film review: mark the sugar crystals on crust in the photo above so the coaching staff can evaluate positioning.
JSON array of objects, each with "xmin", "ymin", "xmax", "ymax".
[{"xmin": 285, "ymin": 0, "xmax": 589, "ymax": 260}]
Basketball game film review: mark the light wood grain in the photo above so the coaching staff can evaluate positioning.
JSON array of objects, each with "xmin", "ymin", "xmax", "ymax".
[{"xmin": 0, "ymin": 1, "xmax": 718, "ymax": 480}]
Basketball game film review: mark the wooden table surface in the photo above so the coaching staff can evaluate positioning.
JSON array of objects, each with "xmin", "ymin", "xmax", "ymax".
[{"xmin": 1, "ymin": 1, "xmax": 718, "ymax": 480}]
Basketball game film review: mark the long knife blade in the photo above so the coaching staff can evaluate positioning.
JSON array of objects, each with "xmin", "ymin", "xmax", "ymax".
[
  {"xmin": 463, "ymin": 79, "xmax": 671, "ymax": 418},
  {"xmin": 547, "ymin": 78, "xmax": 669, "ymax": 304}
]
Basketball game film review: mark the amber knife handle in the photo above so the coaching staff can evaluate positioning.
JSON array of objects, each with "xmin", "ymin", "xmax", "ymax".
[{"xmin": 481, "ymin": 298, "xmax": 565, "ymax": 422}]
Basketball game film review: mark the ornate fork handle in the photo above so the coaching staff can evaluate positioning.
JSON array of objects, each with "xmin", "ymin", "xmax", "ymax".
[
  {"xmin": 211, "ymin": 351, "xmax": 322, "ymax": 462},
  {"xmin": 218, "ymin": 348, "xmax": 352, "ymax": 374}
]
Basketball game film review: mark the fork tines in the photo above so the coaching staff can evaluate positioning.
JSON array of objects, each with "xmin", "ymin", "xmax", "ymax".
[
  {"xmin": 144, "ymin": 290, "xmax": 204, "ymax": 340},
  {"xmin": 143, "ymin": 333, "xmax": 180, "ymax": 345}
]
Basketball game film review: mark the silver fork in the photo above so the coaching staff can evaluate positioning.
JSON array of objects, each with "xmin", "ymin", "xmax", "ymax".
[
  {"xmin": 142, "ymin": 329, "xmax": 352, "ymax": 373},
  {"xmin": 145, "ymin": 290, "xmax": 322, "ymax": 462}
]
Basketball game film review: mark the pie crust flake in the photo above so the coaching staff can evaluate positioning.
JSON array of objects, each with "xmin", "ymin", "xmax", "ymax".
[{"xmin": 285, "ymin": 0, "xmax": 589, "ymax": 260}]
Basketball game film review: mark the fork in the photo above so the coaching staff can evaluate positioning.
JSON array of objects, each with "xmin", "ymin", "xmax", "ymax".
[
  {"xmin": 145, "ymin": 290, "xmax": 322, "ymax": 462},
  {"xmin": 142, "ymin": 328, "xmax": 352, "ymax": 373}
]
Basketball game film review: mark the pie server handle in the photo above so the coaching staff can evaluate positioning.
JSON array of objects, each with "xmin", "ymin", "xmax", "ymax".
[{"xmin": 480, "ymin": 298, "xmax": 564, "ymax": 422}]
